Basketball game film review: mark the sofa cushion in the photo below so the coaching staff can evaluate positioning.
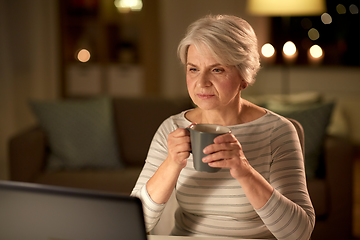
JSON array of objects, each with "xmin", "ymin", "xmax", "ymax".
[
  {"xmin": 267, "ymin": 102, "xmax": 334, "ymax": 179},
  {"xmin": 113, "ymin": 97, "xmax": 193, "ymax": 166},
  {"xmin": 30, "ymin": 97, "xmax": 123, "ymax": 170}
]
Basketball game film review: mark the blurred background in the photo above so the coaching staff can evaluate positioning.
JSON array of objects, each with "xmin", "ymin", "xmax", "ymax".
[{"xmin": 1, "ymin": 0, "xmax": 359, "ymax": 237}]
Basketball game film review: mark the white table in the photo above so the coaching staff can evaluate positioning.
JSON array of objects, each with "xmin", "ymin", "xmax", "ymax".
[
  {"xmin": 148, "ymin": 235, "xmax": 266, "ymax": 240},
  {"xmin": 149, "ymin": 236, "xmax": 229, "ymax": 240}
]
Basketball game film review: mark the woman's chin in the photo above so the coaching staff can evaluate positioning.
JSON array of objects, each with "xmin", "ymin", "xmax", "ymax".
[{"xmin": 193, "ymin": 101, "xmax": 219, "ymax": 111}]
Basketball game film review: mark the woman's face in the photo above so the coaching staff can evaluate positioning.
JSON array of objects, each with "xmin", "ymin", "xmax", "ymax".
[{"xmin": 186, "ymin": 44, "xmax": 244, "ymax": 111}]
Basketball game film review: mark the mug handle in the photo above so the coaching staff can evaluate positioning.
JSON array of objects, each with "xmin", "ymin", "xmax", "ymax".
[{"xmin": 185, "ymin": 123, "xmax": 196, "ymax": 154}]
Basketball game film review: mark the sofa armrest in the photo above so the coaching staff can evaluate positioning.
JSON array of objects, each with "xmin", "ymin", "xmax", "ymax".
[
  {"xmin": 323, "ymin": 135, "xmax": 354, "ymax": 238},
  {"xmin": 9, "ymin": 126, "xmax": 47, "ymax": 182}
]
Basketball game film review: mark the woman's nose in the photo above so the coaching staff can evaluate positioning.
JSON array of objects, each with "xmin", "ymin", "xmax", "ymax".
[{"xmin": 197, "ymin": 72, "xmax": 212, "ymax": 87}]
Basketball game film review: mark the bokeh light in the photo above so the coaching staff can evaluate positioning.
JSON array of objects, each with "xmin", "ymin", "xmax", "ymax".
[
  {"xmin": 309, "ymin": 45, "xmax": 323, "ymax": 59},
  {"xmin": 261, "ymin": 43, "xmax": 275, "ymax": 58},
  {"xmin": 336, "ymin": 4, "xmax": 346, "ymax": 14},
  {"xmin": 350, "ymin": 4, "xmax": 359, "ymax": 14},
  {"xmin": 301, "ymin": 18, "xmax": 312, "ymax": 29},
  {"xmin": 321, "ymin": 13, "xmax": 332, "ymax": 24},
  {"xmin": 283, "ymin": 41, "xmax": 297, "ymax": 56},
  {"xmin": 308, "ymin": 28, "xmax": 320, "ymax": 41},
  {"xmin": 77, "ymin": 49, "xmax": 91, "ymax": 63}
]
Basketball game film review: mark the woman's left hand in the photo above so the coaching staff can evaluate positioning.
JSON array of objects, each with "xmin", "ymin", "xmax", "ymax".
[
  {"xmin": 203, "ymin": 133, "xmax": 273, "ymax": 209},
  {"xmin": 202, "ymin": 133, "xmax": 252, "ymax": 180}
]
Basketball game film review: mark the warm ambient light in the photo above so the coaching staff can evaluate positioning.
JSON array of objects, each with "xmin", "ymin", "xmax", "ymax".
[
  {"xmin": 309, "ymin": 45, "xmax": 323, "ymax": 59},
  {"xmin": 246, "ymin": 0, "xmax": 326, "ymax": 16},
  {"xmin": 308, "ymin": 28, "xmax": 320, "ymax": 41},
  {"xmin": 261, "ymin": 43, "xmax": 275, "ymax": 58},
  {"xmin": 282, "ymin": 41, "xmax": 298, "ymax": 63},
  {"xmin": 283, "ymin": 41, "xmax": 297, "ymax": 56},
  {"xmin": 336, "ymin": 4, "xmax": 346, "ymax": 14},
  {"xmin": 350, "ymin": 4, "xmax": 359, "ymax": 14},
  {"xmin": 77, "ymin": 49, "xmax": 91, "ymax": 63},
  {"xmin": 308, "ymin": 45, "xmax": 324, "ymax": 65},
  {"xmin": 114, "ymin": 0, "xmax": 143, "ymax": 13},
  {"xmin": 321, "ymin": 13, "xmax": 332, "ymax": 24}
]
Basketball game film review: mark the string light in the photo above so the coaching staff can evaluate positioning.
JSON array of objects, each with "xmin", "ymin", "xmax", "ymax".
[
  {"xmin": 336, "ymin": 4, "xmax": 346, "ymax": 14},
  {"xmin": 77, "ymin": 49, "xmax": 91, "ymax": 63},
  {"xmin": 308, "ymin": 45, "xmax": 324, "ymax": 65},
  {"xmin": 309, "ymin": 45, "xmax": 323, "ymax": 59},
  {"xmin": 308, "ymin": 28, "xmax": 320, "ymax": 41},
  {"xmin": 261, "ymin": 43, "xmax": 275, "ymax": 58},
  {"xmin": 321, "ymin": 13, "xmax": 332, "ymax": 24},
  {"xmin": 283, "ymin": 41, "xmax": 297, "ymax": 56},
  {"xmin": 349, "ymin": 4, "xmax": 359, "ymax": 14}
]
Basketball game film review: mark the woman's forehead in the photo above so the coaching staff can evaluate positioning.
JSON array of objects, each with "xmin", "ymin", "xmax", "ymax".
[{"xmin": 187, "ymin": 44, "xmax": 219, "ymax": 64}]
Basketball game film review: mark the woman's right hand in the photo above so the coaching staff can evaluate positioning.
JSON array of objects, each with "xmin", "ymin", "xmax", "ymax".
[
  {"xmin": 146, "ymin": 128, "xmax": 191, "ymax": 204},
  {"xmin": 166, "ymin": 128, "xmax": 191, "ymax": 170}
]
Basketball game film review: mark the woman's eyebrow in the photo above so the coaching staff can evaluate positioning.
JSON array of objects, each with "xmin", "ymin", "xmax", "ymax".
[
  {"xmin": 187, "ymin": 63, "xmax": 197, "ymax": 67},
  {"xmin": 187, "ymin": 62, "xmax": 222, "ymax": 68}
]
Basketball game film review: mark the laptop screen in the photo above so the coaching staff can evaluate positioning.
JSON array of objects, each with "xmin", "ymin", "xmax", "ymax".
[{"xmin": 0, "ymin": 180, "xmax": 148, "ymax": 240}]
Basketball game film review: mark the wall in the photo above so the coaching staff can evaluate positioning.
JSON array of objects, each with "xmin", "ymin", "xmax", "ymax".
[
  {"xmin": 246, "ymin": 66, "xmax": 360, "ymax": 98},
  {"xmin": 0, "ymin": 0, "xmax": 60, "ymax": 180}
]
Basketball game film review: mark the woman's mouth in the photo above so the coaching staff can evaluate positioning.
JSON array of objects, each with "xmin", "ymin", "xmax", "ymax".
[{"xmin": 197, "ymin": 94, "xmax": 214, "ymax": 99}]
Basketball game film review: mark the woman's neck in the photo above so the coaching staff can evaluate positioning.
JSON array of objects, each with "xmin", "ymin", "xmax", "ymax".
[{"xmin": 200, "ymin": 105, "xmax": 242, "ymax": 126}]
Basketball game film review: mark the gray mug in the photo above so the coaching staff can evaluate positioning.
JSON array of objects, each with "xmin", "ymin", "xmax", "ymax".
[{"xmin": 187, "ymin": 124, "xmax": 231, "ymax": 173}]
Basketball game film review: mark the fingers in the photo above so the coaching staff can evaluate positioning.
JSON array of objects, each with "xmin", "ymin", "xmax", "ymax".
[
  {"xmin": 212, "ymin": 133, "xmax": 236, "ymax": 144},
  {"xmin": 201, "ymin": 133, "xmax": 252, "ymax": 180},
  {"xmin": 203, "ymin": 133, "xmax": 237, "ymax": 155},
  {"xmin": 202, "ymin": 133, "xmax": 243, "ymax": 165},
  {"xmin": 171, "ymin": 127, "xmax": 190, "ymax": 138},
  {"xmin": 167, "ymin": 128, "xmax": 191, "ymax": 167}
]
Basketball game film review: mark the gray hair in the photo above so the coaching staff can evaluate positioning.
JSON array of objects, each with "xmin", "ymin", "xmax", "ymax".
[{"xmin": 177, "ymin": 15, "xmax": 260, "ymax": 85}]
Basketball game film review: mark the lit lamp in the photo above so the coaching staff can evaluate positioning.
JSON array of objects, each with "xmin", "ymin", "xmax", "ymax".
[
  {"xmin": 76, "ymin": 49, "xmax": 91, "ymax": 63},
  {"xmin": 247, "ymin": 0, "xmax": 326, "ymax": 94},
  {"xmin": 261, "ymin": 43, "xmax": 276, "ymax": 64},
  {"xmin": 114, "ymin": 0, "xmax": 143, "ymax": 13},
  {"xmin": 247, "ymin": 0, "xmax": 326, "ymax": 16},
  {"xmin": 282, "ymin": 41, "xmax": 298, "ymax": 64},
  {"xmin": 308, "ymin": 44, "xmax": 324, "ymax": 65}
]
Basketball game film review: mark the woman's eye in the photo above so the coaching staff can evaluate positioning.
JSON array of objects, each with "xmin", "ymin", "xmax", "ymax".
[{"xmin": 213, "ymin": 68, "xmax": 224, "ymax": 73}]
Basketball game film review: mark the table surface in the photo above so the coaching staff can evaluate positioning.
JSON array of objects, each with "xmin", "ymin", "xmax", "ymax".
[{"xmin": 148, "ymin": 235, "xmax": 267, "ymax": 240}]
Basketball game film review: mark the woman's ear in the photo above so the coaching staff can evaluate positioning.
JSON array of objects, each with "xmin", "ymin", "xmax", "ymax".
[{"xmin": 241, "ymin": 81, "xmax": 249, "ymax": 90}]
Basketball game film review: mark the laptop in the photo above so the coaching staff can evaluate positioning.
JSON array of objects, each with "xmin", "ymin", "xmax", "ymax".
[{"xmin": 0, "ymin": 180, "xmax": 148, "ymax": 240}]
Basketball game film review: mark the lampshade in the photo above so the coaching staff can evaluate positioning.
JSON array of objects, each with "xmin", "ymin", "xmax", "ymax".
[
  {"xmin": 114, "ymin": 0, "xmax": 143, "ymax": 13},
  {"xmin": 247, "ymin": 0, "xmax": 326, "ymax": 16}
]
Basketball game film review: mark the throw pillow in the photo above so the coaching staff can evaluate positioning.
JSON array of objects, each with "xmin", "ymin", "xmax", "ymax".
[
  {"xmin": 30, "ymin": 96, "xmax": 123, "ymax": 170},
  {"xmin": 268, "ymin": 102, "xmax": 335, "ymax": 179}
]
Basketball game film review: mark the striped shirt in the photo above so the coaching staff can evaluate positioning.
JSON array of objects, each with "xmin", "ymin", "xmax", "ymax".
[{"xmin": 131, "ymin": 109, "xmax": 315, "ymax": 239}]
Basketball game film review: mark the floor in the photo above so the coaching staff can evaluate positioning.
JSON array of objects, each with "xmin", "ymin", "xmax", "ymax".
[{"xmin": 354, "ymin": 152, "xmax": 360, "ymax": 239}]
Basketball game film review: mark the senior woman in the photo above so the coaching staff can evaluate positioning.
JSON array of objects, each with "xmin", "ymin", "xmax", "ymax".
[{"xmin": 131, "ymin": 15, "xmax": 315, "ymax": 239}]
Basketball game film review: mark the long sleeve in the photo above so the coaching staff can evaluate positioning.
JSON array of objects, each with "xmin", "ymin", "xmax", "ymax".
[
  {"xmin": 255, "ymin": 117, "xmax": 315, "ymax": 239},
  {"xmin": 131, "ymin": 181, "xmax": 166, "ymax": 232},
  {"xmin": 131, "ymin": 113, "xmax": 188, "ymax": 232}
]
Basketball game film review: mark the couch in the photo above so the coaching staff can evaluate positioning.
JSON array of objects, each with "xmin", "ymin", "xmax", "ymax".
[
  {"xmin": 8, "ymin": 96, "xmax": 353, "ymax": 239},
  {"xmin": 9, "ymin": 97, "xmax": 193, "ymax": 194}
]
